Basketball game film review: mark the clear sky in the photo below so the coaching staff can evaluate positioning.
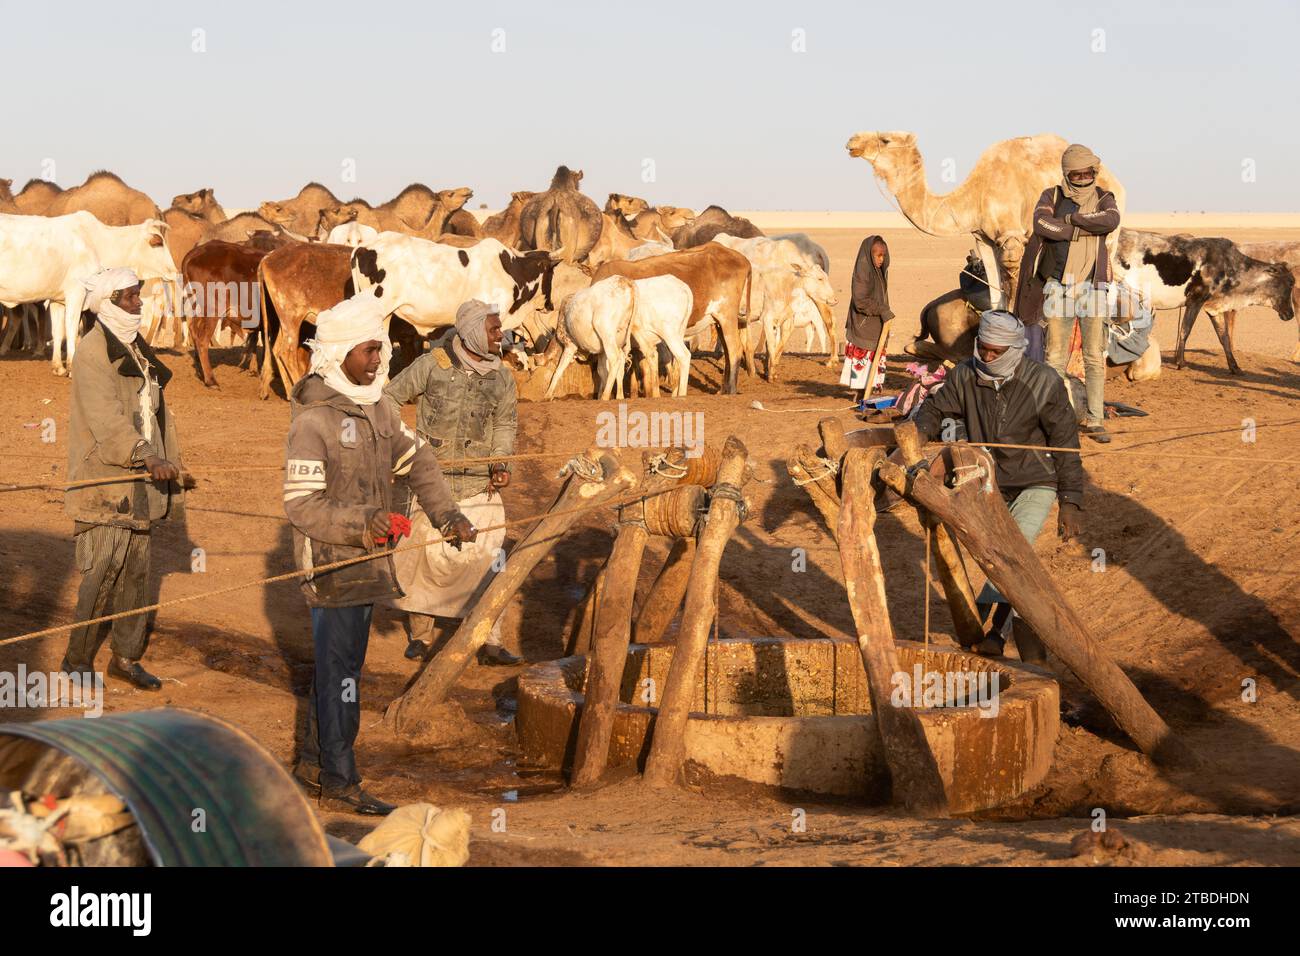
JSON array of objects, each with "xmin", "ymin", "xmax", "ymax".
[{"xmin": 1, "ymin": 0, "xmax": 1294, "ymax": 213}]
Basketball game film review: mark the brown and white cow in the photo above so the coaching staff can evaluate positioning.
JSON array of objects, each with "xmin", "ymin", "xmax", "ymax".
[
  {"xmin": 1110, "ymin": 228, "xmax": 1295, "ymax": 374},
  {"xmin": 592, "ymin": 243, "xmax": 752, "ymax": 394}
]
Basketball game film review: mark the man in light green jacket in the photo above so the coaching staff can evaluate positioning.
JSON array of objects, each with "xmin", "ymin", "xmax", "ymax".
[
  {"xmin": 61, "ymin": 268, "xmax": 186, "ymax": 690},
  {"xmin": 384, "ymin": 300, "xmax": 520, "ymax": 665}
]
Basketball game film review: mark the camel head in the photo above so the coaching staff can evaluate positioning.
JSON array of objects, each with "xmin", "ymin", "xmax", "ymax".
[
  {"xmin": 0, "ymin": 178, "xmax": 13, "ymax": 202},
  {"xmin": 172, "ymin": 188, "xmax": 216, "ymax": 215},
  {"xmin": 316, "ymin": 203, "xmax": 358, "ymax": 235},
  {"xmin": 258, "ymin": 200, "xmax": 293, "ymax": 226},
  {"xmin": 846, "ymin": 130, "xmax": 917, "ymax": 168},
  {"xmin": 606, "ymin": 193, "xmax": 649, "ymax": 217},
  {"xmin": 657, "ymin": 206, "xmax": 695, "ymax": 230},
  {"xmin": 509, "ymin": 191, "xmax": 537, "ymax": 208},
  {"xmin": 550, "ymin": 166, "xmax": 583, "ymax": 190},
  {"xmin": 437, "ymin": 187, "xmax": 473, "ymax": 212}
]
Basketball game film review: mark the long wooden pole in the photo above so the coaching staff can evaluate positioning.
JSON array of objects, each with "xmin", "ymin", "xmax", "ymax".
[
  {"xmin": 892, "ymin": 422, "xmax": 985, "ymax": 648},
  {"xmin": 642, "ymin": 436, "xmax": 750, "ymax": 787},
  {"xmin": 877, "ymin": 444, "xmax": 1198, "ymax": 768},
  {"xmin": 632, "ymin": 537, "xmax": 697, "ymax": 644},
  {"xmin": 837, "ymin": 447, "xmax": 949, "ymax": 816},
  {"xmin": 570, "ymin": 472, "xmax": 680, "ymax": 786},
  {"xmin": 386, "ymin": 449, "xmax": 639, "ymax": 736}
]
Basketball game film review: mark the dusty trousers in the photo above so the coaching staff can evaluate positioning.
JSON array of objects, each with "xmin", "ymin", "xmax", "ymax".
[{"xmin": 64, "ymin": 523, "xmax": 152, "ymax": 666}]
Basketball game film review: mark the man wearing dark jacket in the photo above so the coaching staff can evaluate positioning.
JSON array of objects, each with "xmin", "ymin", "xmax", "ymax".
[
  {"xmin": 912, "ymin": 310, "xmax": 1084, "ymax": 661},
  {"xmin": 1014, "ymin": 143, "xmax": 1121, "ymax": 443},
  {"xmin": 284, "ymin": 292, "xmax": 474, "ymax": 815}
]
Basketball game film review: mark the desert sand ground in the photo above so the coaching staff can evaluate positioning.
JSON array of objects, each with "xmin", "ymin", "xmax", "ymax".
[{"xmin": 1, "ymin": 221, "xmax": 1297, "ymax": 866}]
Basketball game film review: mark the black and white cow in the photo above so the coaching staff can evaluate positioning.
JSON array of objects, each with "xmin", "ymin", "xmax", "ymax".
[
  {"xmin": 349, "ymin": 235, "xmax": 559, "ymax": 340},
  {"xmin": 1110, "ymin": 228, "xmax": 1295, "ymax": 374}
]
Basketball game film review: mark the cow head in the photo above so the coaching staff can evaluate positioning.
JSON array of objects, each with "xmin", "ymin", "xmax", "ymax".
[
  {"xmin": 794, "ymin": 263, "xmax": 836, "ymax": 308},
  {"xmin": 1262, "ymin": 262, "xmax": 1298, "ymax": 322},
  {"xmin": 135, "ymin": 220, "xmax": 179, "ymax": 279},
  {"xmin": 606, "ymin": 193, "xmax": 649, "ymax": 217},
  {"xmin": 499, "ymin": 248, "xmax": 557, "ymax": 314}
]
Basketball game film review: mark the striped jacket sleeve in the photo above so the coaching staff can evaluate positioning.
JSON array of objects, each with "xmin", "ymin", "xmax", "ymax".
[
  {"xmin": 1032, "ymin": 188, "xmax": 1074, "ymax": 242},
  {"xmin": 1067, "ymin": 192, "xmax": 1120, "ymax": 236},
  {"xmin": 283, "ymin": 412, "xmax": 374, "ymax": 548}
]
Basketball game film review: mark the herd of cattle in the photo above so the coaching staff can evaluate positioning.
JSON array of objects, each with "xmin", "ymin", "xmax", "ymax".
[
  {"xmin": 1, "ymin": 163, "xmax": 1297, "ymax": 402},
  {"xmin": 0, "ymin": 166, "xmax": 839, "ymax": 400}
]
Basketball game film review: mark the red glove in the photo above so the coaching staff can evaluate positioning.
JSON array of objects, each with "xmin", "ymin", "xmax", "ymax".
[{"xmin": 374, "ymin": 512, "xmax": 412, "ymax": 544}]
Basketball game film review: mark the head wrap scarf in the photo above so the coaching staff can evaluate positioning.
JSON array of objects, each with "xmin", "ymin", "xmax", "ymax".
[
  {"xmin": 1060, "ymin": 144, "xmax": 1102, "ymax": 285},
  {"xmin": 307, "ymin": 291, "xmax": 391, "ymax": 405},
  {"xmin": 972, "ymin": 310, "xmax": 1027, "ymax": 384},
  {"xmin": 83, "ymin": 267, "xmax": 142, "ymax": 344},
  {"xmin": 452, "ymin": 299, "xmax": 503, "ymax": 375}
]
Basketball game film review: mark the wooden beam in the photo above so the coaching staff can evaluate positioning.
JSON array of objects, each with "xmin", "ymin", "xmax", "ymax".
[
  {"xmin": 633, "ymin": 537, "xmax": 697, "ymax": 644},
  {"xmin": 837, "ymin": 447, "xmax": 949, "ymax": 816},
  {"xmin": 878, "ymin": 444, "xmax": 1198, "ymax": 768},
  {"xmin": 386, "ymin": 449, "xmax": 639, "ymax": 737},
  {"xmin": 642, "ymin": 436, "xmax": 750, "ymax": 788},
  {"xmin": 893, "ymin": 422, "xmax": 985, "ymax": 648}
]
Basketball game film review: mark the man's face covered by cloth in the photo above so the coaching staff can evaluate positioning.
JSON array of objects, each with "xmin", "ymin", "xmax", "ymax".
[{"xmin": 973, "ymin": 310, "xmax": 1027, "ymax": 380}]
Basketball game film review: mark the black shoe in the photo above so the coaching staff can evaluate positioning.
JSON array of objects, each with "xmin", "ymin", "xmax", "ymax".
[
  {"xmin": 59, "ymin": 655, "xmax": 96, "ymax": 680},
  {"xmin": 319, "ymin": 784, "xmax": 396, "ymax": 816},
  {"xmin": 1081, "ymin": 424, "xmax": 1112, "ymax": 444},
  {"xmin": 476, "ymin": 644, "xmax": 523, "ymax": 666},
  {"xmin": 292, "ymin": 762, "xmax": 322, "ymax": 795},
  {"xmin": 404, "ymin": 638, "xmax": 430, "ymax": 661},
  {"xmin": 108, "ymin": 655, "xmax": 162, "ymax": 691}
]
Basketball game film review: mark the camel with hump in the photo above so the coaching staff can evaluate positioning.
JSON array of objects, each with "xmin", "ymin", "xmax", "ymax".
[{"xmin": 846, "ymin": 131, "xmax": 1126, "ymax": 298}]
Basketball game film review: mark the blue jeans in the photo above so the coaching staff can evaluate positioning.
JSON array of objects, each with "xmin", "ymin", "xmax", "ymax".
[
  {"xmin": 976, "ymin": 486, "xmax": 1057, "ymax": 605},
  {"xmin": 301, "ymin": 604, "xmax": 373, "ymax": 790}
]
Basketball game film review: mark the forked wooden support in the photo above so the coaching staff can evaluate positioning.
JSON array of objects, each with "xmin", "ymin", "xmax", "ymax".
[
  {"xmin": 877, "ymin": 443, "xmax": 1199, "ymax": 768},
  {"xmin": 643, "ymin": 436, "xmax": 751, "ymax": 788},
  {"xmin": 838, "ymin": 447, "xmax": 949, "ymax": 816},
  {"xmin": 386, "ymin": 448, "xmax": 639, "ymax": 737}
]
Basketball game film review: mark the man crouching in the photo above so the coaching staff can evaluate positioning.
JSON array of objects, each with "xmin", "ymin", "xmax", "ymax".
[{"xmin": 283, "ymin": 291, "xmax": 475, "ymax": 815}]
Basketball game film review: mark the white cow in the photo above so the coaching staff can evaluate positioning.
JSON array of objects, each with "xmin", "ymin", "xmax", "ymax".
[
  {"xmin": 629, "ymin": 275, "xmax": 693, "ymax": 397},
  {"xmin": 0, "ymin": 212, "xmax": 177, "ymax": 374},
  {"xmin": 349, "ymin": 233, "xmax": 560, "ymax": 340},
  {"xmin": 327, "ymin": 222, "xmax": 378, "ymax": 248},
  {"xmin": 713, "ymin": 234, "xmax": 838, "ymax": 380},
  {"xmin": 771, "ymin": 233, "xmax": 831, "ymax": 274},
  {"xmin": 545, "ymin": 276, "xmax": 635, "ymax": 400}
]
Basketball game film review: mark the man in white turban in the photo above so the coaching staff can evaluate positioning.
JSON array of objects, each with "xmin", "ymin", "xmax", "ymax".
[
  {"xmin": 60, "ymin": 268, "xmax": 185, "ymax": 691},
  {"xmin": 284, "ymin": 290, "xmax": 474, "ymax": 814},
  {"xmin": 385, "ymin": 299, "xmax": 521, "ymax": 666}
]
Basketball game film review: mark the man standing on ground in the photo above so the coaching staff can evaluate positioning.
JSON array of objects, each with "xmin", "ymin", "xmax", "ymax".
[
  {"xmin": 1014, "ymin": 143, "xmax": 1121, "ymax": 443},
  {"xmin": 911, "ymin": 311, "xmax": 1084, "ymax": 662},
  {"xmin": 384, "ymin": 299, "xmax": 521, "ymax": 666},
  {"xmin": 60, "ymin": 268, "xmax": 185, "ymax": 691},
  {"xmin": 284, "ymin": 292, "xmax": 474, "ymax": 814}
]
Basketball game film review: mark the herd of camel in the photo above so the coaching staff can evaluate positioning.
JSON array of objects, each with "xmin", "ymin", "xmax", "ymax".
[{"xmin": 2, "ymin": 129, "xmax": 1298, "ymax": 398}]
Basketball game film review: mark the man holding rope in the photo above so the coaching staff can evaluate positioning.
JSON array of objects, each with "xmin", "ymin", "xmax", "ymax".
[
  {"xmin": 60, "ymin": 268, "xmax": 184, "ymax": 692},
  {"xmin": 284, "ymin": 291, "xmax": 475, "ymax": 815},
  {"xmin": 384, "ymin": 299, "xmax": 521, "ymax": 666},
  {"xmin": 912, "ymin": 310, "xmax": 1083, "ymax": 662}
]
